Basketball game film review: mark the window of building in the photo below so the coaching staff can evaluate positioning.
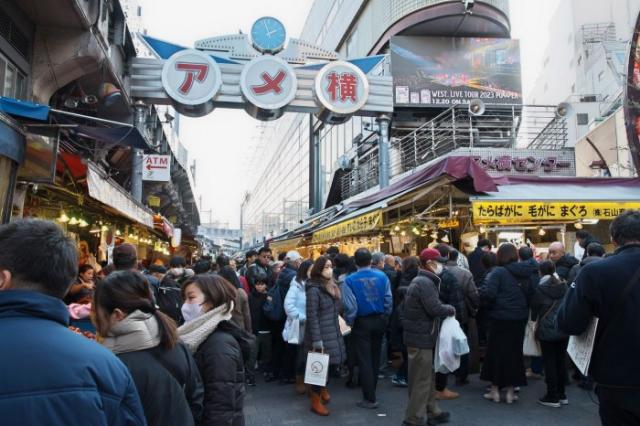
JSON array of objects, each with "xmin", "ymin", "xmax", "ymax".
[
  {"xmin": 137, "ymin": 6, "xmax": 142, "ymax": 17},
  {"xmin": 577, "ymin": 113, "xmax": 589, "ymax": 125},
  {"xmin": 346, "ymin": 28, "xmax": 358, "ymax": 59},
  {"xmin": 598, "ymin": 70, "xmax": 605, "ymax": 81}
]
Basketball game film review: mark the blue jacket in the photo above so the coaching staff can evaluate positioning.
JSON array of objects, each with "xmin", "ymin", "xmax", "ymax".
[
  {"xmin": 0, "ymin": 290, "xmax": 146, "ymax": 426},
  {"xmin": 481, "ymin": 261, "xmax": 537, "ymax": 321},
  {"xmin": 345, "ymin": 267, "xmax": 392, "ymax": 319}
]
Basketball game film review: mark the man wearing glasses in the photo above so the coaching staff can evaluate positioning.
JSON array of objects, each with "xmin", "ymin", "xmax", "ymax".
[{"xmin": 247, "ymin": 247, "xmax": 275, "ymax": 289}]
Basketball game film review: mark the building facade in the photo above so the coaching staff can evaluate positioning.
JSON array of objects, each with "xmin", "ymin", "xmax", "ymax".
[{"xmin": 242, "ymin": 0, "xmax": 511, "ymax": 247}]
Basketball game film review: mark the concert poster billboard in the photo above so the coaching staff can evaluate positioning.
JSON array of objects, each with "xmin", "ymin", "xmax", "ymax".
[{"xmin": 390, "ymin": 36, "xmax": 522, "ymax": 108}]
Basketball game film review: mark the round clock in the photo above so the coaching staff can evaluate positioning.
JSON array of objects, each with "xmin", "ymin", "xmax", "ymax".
[{"xmin": 251, "ymin": 16, "xmax": 287, "ymax": 54}]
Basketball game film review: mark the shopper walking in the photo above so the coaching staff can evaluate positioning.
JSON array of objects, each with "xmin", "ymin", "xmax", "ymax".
[
  {"xmin": 305, "ymin": 256, "xmax": 345, "ymax": 416},
  {"xmin": 94, "ymin": 270, "xmax": 204, "ymax": 426},
  {"xmin": 402, "ymin": 248, "xmax": 455, "ymax": 426},
  {"xmin": 559, "ymin": 210, "xmax": 640, "ymax": 425},
  {"xmin": 283, "ymin": 259, "xmax": 313, "ymax": 394},
  {"xmin": 530, "ymin": 261, "xmax": 569, "ymax": 408},
  {"xmin": 480, "ymin": 243, "xmax": 536, "ymax": 404},
  {"xmin": 344, "ymin": 248, "xmax": 393, "ymax": 409},
  {"xmin": 178, "ymin": 275, "xmax": 254, "ymax": 426},
  {"xmin": 0, "ymin": 219, "xmax": 145, "ymax": 425}
]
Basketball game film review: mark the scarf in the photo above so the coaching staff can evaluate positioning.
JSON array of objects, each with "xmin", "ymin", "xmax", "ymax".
[
  {"xmin": 177, "ymin": 302, "xmax": 234, "ymax": 353},
  {"xmin": 102, "ymin": 310, "xmax": 161, "ymax": 354}
]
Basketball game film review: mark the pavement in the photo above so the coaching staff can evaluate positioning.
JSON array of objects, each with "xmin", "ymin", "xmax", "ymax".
[{"xmin": 244, "ymin": 371, "xmax": 600, "ymax": 425}]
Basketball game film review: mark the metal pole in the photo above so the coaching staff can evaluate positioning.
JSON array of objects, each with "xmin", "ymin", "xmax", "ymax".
[
  {"xmin": 131, "ymin": 101, "xmax": 146, "ymax": 202},
  {"xmin": 377, "ymin": 114, "xmax": 391, "ymax": 189}
]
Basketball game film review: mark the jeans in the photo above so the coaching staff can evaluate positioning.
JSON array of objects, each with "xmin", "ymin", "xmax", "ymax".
[
  {"xmin": 247, "ymin": 331, "xmax": 272, "ymax": 379},
  {"xmin": 405, "ymin": 347, "xmax": 441, "ymax": 425},
  {"xmin": 597, "ymin": 386, "xmax": 640, "ymax": 426},
  {"xmin": 352, "ymin": 314, "xmax": 387, "ymax": 403},
  {"xmin": 540, "ymin": 339, "xmax": 569, "ymax": 399}
]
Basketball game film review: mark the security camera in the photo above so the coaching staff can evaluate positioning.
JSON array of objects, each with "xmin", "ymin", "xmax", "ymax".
[{"xmin": 463, "ymin": 0, "xmax": 474, "ymax": 11}]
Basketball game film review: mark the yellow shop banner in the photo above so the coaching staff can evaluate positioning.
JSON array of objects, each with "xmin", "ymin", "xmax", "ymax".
[
  {"xmin": 472, "ymin": 201, "xmax": 640, "ymax": 224},
  {"xmin": 312, "ymin": 211, "xmax": 383, "ymax": 244}
]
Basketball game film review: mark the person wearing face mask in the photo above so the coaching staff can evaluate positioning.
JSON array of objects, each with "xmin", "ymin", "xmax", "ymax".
[
  {"xmin": 178, "ymin": 275, "xmax": 255, "ymax": 426},
  {"xmin": 305, "ymin": 256, "xmax": 346, "ymax": 416},
  {"xmin": 402, "ymin": 248, "xmax": 455, "ymax": 426},
  {"xmin": 93, "ymin": 270, "xmax": 204, "ymax": 426},
  {"xmin": 343, "ymin": 248, "xmax": 393, "ymax": 410}
]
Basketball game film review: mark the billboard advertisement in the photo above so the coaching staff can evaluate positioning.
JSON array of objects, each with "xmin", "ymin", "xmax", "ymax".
[{"xmin": 390, "ymin": 36, "xmax": 522, "ymax": 107}]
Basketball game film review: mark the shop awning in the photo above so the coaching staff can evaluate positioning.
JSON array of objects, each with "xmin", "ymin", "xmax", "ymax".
[
  {"xmin": 87, "ymin": 163, "xmax": 154, "ymax": 228},
  {"xmin": 0, "ymin": 96, "xmax": 152, "ymax": 151},
  {"xmin": 269, "ymin": 236, "xmax": 304, "ymax": 253},
  {"xmin": 470, "ymin": 180, "xmax": 640, "ymax": 224}
]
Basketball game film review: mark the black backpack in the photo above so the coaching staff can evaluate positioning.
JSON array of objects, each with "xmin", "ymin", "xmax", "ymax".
[{"xmin": 153, "ymin": 276, "xmax": 184, "ymax": 325}]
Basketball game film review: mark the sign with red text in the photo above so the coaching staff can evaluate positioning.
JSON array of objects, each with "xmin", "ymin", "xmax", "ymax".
[
  {"xmin": 314, "ymin": 61, "xmax": 369, "ymax": 116},
  {"xmin": 161, "ymin": 49, "xmax": 222, "ymax": 111},
  {"xmin": 240, "ymin": 56, "xmax": 297, "ymax": 111},
  {"xmin": 142, "ymin": 154, "xmax": 171, "ymax": 182}
]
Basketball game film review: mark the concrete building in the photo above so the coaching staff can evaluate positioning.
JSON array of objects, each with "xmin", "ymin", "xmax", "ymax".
[
  {"xmin": 242, "ymin": 0, "xmax": 511, "ymax": 247},
  {"xmin": 527, "ymin": 0, "xmax": 640, "ymax": 145}
]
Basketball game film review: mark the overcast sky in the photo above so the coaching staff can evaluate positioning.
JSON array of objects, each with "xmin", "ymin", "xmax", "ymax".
[{"xmin": 141, "ymin": 0, "xmax": 560, "ymax": 228}]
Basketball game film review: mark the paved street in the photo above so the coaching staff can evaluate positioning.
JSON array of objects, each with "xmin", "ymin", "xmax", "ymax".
[{"xmin": 245, "ymin": 373, "xmax": 600, "ymax": 425}]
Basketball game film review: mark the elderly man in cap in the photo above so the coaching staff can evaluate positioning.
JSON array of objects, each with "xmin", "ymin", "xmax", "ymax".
[{"xmin": 402, "ymin": 248, "xmax": 456, "ymax": 426}]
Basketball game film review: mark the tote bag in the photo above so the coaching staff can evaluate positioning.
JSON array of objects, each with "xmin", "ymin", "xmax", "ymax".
[
  {"xmin": 304, "ymin": 351, "xmax": 330, "ymax": 386},
  {"xmin": 523, "ymin": 313, "xmax": 542, "ymax": 356}
]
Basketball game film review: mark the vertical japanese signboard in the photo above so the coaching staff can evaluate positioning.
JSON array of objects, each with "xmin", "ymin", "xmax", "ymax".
[
  {"xmin": 390, "ymin": 36, "xmax": 522, "ymax": 107},
  {"xmin": 142, "ymin": 154, "xmax": 171, "ymax": 182}
]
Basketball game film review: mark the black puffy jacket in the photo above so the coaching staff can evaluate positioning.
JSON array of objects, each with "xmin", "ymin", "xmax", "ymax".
[
  {"xmin": 439, "ymin": 268, "xmax": 466, "ymax": 324},
  {"xmin": 530, "ymin": 275, "xmax": 568, "ymax": 341},
  {"xmin": 118, "ymin": 343, "xmax": 204, "ymax": 426},
  {"xmin": 481, "ymin": 261, "xmax": 537, "ymax": 321},
  {"xmin": 195, "ymin": 321, "xmax": 253, "ymax": 426},
  {"xmin": 304, "ymin": 279, "xmax": 345, "ymax": 365},
  {"xmin": 554, "ymin": 254, "xmax": 579, "ymax": 281}
]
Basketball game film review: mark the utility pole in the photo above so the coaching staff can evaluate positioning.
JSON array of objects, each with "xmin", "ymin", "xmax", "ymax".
[{"xmin": 132, "ymin": 101, "xmax": 148, "ymax": 202}]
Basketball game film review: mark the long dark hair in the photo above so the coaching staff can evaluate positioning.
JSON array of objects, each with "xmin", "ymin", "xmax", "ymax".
[
  {"xmin": 309, "ymin": 255, "xmax": 340, "ymax": 299},
  {"xmin": 296, "ymin": 259, "xmax": 314, "ymax": 282},
  {"xmin": 94, "ymin": 271, "xmax": 178, "ymax": 350},
  {"xmin": 182, "ymin": 274, "xmax": 237, "ymax": 314}
]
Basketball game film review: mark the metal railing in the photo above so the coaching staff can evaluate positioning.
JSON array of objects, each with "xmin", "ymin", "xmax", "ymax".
[{"xmin": 340, "ymin": 104, "xmax": 568, "ymax": 199}]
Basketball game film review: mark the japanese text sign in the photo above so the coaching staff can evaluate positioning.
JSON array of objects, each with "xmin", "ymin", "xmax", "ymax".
[
  {"xmin": 312, "ymin": 211, "xmax": 382, "ymax": 244},
  {"xmin": 472, "ymin": 201, "xmax": 640, "ymax": 224},
  {"xmin": 314, "ymin": 61, "xmax": 369, "ymax": 115},
  {"xmin": 240, "ymin": 56, "xmax": 297, "ymax": 110}
]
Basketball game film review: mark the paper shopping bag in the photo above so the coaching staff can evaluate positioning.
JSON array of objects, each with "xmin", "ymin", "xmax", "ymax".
[
  {"xmin": 523, "ymin": 316, "xmax": 541, "ymax": 357},
  {"xmin": 304, "ymin": 351, "xmax": 330, "ymax": 386}
]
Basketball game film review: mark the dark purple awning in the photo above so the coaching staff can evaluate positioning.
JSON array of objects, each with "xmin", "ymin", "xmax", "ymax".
[{"xmin": 344, "ymin": 156, "xmax": 497, "ymax": 210}]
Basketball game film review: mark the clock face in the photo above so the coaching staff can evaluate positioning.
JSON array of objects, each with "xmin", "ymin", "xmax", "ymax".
[{"xmin": 251, "ymin": 17, "xmax": 286, "ymax": 53}]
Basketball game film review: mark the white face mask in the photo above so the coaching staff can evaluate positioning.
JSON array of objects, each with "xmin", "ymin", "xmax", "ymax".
[
  {"xmin": 322, "ymin": 268, "xmax": 333, "ymax": 279},
  {"xmin": 432, "ymin": 263, "xmax": 444, "ymax": 276},
  {"xmin": 181, "ymin": 302, "xmax": 203, "ymax": 322}
]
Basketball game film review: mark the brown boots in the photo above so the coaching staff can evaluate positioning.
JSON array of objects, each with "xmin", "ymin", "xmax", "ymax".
[
  {"xmin": 320, "ymin": 387, "xmax": 331, "ymax": 404},
  {"xmin": 295, "ymin": 375, "xmax": 306, "ymax": 395},
  {"xmin": 310, "ymin": 391, "xmax": 329, "ymax": 416}
]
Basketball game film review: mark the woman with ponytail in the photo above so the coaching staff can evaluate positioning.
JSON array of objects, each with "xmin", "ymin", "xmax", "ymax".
[{"xmin": 93, "ymin": 270, "xmax": 204, "ymax": 426}]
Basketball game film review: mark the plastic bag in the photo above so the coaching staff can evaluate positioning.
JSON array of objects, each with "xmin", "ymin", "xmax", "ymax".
[
  {"xmin": 523, "ymin": 314, "xmax": 542, "ymax": 356},
  {"xmin": 434, "ymin": 316, "xmax": 465, "ymax": 373},
  {"xmin": 282, "ymin": 317, "xmax": 301, "ymax": 344}
]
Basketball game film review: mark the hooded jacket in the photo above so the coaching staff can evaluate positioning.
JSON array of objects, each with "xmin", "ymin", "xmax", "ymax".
[
  {"xmin": 0, "ymin": 290, "xmax": 146, "ymax": 426},
  {"xmin": 530, "ymin": 274, "xmax": 568, "ymax": 341},
  {"xmin": 439, "ymin": 268, "xmax": 466, "ymax": 324},
  {"xmin": 402, "ymin": 269, "xmax": 455, "ymax": 349},
  {"xmin": 108, "ymin": 312, "xmax": 204, "ymax": 426},
  {"xmin": 554, "ymin": 254, "xmax": 579, "ymax": 281},
  {"xmin": 558, "ymin": 244, "xmax": 640, "ymax": 387},
  {"xmin": 446, "ymin": 261, "xmax": 479, "ymax": 324},
  {"xmin": 304, "ymin": 279, "xmax": 345, "ymax": 365},
  {"xmin": 481, "ymin": 261, "xmax": 537, "ymax": 321}
]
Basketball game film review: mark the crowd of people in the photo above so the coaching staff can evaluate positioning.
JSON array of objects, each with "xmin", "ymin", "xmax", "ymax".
[{"xmin": 0, "ymin": 211, "xmax": 639, "ymax": 425}]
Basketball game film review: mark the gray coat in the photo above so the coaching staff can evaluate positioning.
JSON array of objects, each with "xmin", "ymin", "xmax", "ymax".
[
  {"xmin": 446, "ymin": 261, "xmax": 479, "ymax": 324},
  {"xmin": 402, "ymin": 269, "xmax": 455, "ymax": 349},
  {"xmin": 304, "ymin": 280, "xmax": 346, "ymax": 365}
]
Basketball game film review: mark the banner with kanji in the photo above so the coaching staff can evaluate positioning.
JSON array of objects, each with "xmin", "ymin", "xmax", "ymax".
[
  {"xmin": 311, "ymin": 211, "xmax": 383, "ymax": 244},
  {"xmin": 472, "ymin": 201, "xmax": 640, "ymax": 224}
]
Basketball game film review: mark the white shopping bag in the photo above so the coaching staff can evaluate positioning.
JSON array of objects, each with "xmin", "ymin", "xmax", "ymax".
[
  {"xmin": 304, "ymin": 351, "xmax": 330, "ymax": 386},
  {"xmin": 283, "ymin": 318, "xmax": 301, "ymax": 344},
  {"xmin": 434, "ymin": 317, "xmax": 462, "ymax": 373},
  {"xmin": 523, "ymin": 315, "xmax": 542, "ymax": 357},
  {"xmin": 338, "ymin": 315, "xmax": 351, "ymax": 336}
]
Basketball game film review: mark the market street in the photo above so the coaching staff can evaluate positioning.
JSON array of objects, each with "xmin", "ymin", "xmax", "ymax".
[{"xmin": 245, "ymin": 374, "xmax": 600, "ymax": 425}]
